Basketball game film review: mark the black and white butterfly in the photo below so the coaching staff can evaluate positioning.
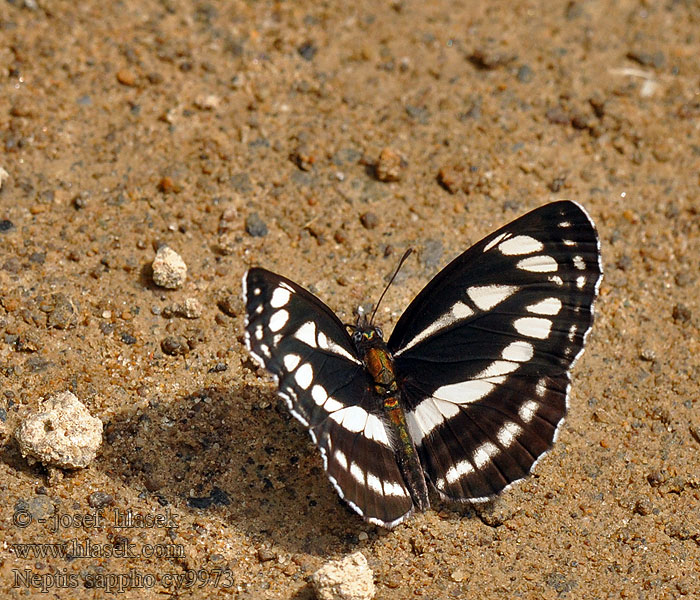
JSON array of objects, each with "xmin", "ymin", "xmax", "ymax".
[{"xmin": 242, "ymin": 201, "xmax": 602, "ymax": 528}]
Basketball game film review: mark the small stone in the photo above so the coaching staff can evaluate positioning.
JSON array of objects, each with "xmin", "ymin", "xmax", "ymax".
[
  {"xmin": 245, "ymin": 212, "xmax": 268, "ymax": 237},
  {"xmin": 469, "ymin": 47, "xmax": 517, "ymax": 70},
  {"xmin": 161, "ymin": 336, "xmax": 189, "ymax": 356},
  {"xmin": 15, "ymin": 391, "xmax": 103, "ymax": 469},
  {"xmin": 116, "ymin": 69, "xmax": 137, "ymax": 87},
  {"xmin": 45, "ymin": 293, "xmax": 78, "ymax": 330},
  {"xmin": 633, "ymin": 497, "xmax": 652, "ymax": 516},
  {"xmin": 311, "ymin": 551, "xmax": 375, "ymax": 600},
  {"xmin": 690, "ymin": 424, "xmax": 700, "ymax": 445},
  {"xmin": 152, "ymin": 246, "xmax": 187, "ymax": 289},
  {"xmin": 516, "ymin": 64, "xmax": 533, "ymax": 83},
  {"xmin": 375, "ymin": 148, "xmax": 406, "ymax": 182},
  {"xmin": 672, "ymin": 303, "xmax": 691, "ymax": 323},
  {"xmin": 88, "ymin": 491, "xmax": 115, "ymax": 508},
  {"xmin": 291, "ymin": 144, "xmax": 315, "ymax": 171},
  {"xmin": 360, "ymin": 212, "xmax": 379, "ymax": 230},
  {"xmin": 258, "ymin": 548, "xmax": 277, "ymax": 562},
  {"xmin": 173, "ymin": 298, "xmax": 203, "ymax": 319},
  {"xmin": 217, "ymin": 294, "xmax": 238, "ymax": 317},
  {"xmin": 25, "ymin": 496, "xmax": 55, "ymax": 521},
  {"xmin": 0, "ymin": 219, "xmax": 15, "ymax": 232},
  {"xmin": 194, "ymin": 94, "xmax": 221, "ymax": 110},
  {"xmin": 437, "ymin": 165, "xmax": 464, "ymax": 194},
  {"xmin": 298, "ymin": 42, "xmax": 317, "ymax": 61},
  {"xmin": 0, "ymin": 166, "xmax": 9, "ymax": 189}
]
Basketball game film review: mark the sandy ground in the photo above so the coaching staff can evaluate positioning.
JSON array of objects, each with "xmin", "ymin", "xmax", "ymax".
[{"xmin": 1, "ymin": 0, "xmax": 699, "ymax": 598}]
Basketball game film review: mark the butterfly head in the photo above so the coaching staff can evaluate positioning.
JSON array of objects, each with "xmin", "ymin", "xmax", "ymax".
[{"xmin": 348, "ymin": 324, "xmax": 385, "ymax": 352}]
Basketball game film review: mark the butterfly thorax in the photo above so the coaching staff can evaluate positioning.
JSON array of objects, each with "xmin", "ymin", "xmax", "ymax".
[
  {"xmin": 351, "ymin": 326, "xmax": 430, "ymax": 512},
  {"xmin": 351, "ymin": 327, "xmax": 397, "ymax": 396}
]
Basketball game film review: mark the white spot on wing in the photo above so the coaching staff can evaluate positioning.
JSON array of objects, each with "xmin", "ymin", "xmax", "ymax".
[
  {"xmin": 467, "ymin": 284, "xmax": 519, "ymax": 310},
  {"xmin": 526, "ymin": 297, "xmax": 562, "ymax": 316},
  {"xmin": 365, "ymin": 414, "xmax": 390, "ymax": 447},
  {"xmin": 294, "ymin": 321, "xmax": 317, "ymax": 347},
  {"xmin": 335, "ymin": 449, "xmax": 348, "ymax": 470},
  {"xmin": 576, "ymin": 275, "xmax": 586, "ymax": 289},
  {"xmin": 294, "ymin": 363, "xmax": 313, "ymax": 389},
  {"xmin": 445, "ymin": 459, "xmax": 474, "ymax": 484},
  {"xmin": 573, "ymin": 255, "xmax": 586, "ymax": 270},
  {"xmin": 519, "ymin": 400, "xmax": 538, "ymax": 423},
  {"xmin": 283, "ymin": 353, "xmax": 301, "ymax": 371},
  {"xmin": 270, "ymin": 287, "xmax": 291, "ymax": 308},
  {"xmin": 330, "ymin": 405, "xmax": 368, "ymax": 433},
  {"xmin": 473, "ymin": 441, "xmax": 498, "ymax": 468},
  {"xmin": 433, "ymin": 380, "xmax": 495, "ymax": 404},
  {"xmin": 254, "ymin": 325, "xmax": 264, "ymax": 340},
  {"xmin": 496, "ymin": 422, "xmax": 522, "ymax": 447},
  {"xmin": 407, "ymin": 398, "xmax": 460, "ymax": 442},
  {"xmin": 475, "ymin": 360, "xmax": 519, "ymax": 379},
  {"xmin": 568, "ymin": 324, "xmax": 578, "ymax": 341},
  {"xmin": 268, "ymin": 309, "xmax": 289, "ymax": 332},
  {"xmin": 383, "ymin": 480, "xmax": 408, "ymax": 497},
  {"xmin": 323, "ymin": 397, "xmax": 343, "ymax": 412},
  {"xmin": 367, "ymin": 472, "xmax": 383, "ymax": 494},
  {"xmin": 548, "ymin": 275, "xmax": 564, "ymax": 286},
  {"xmin": 311, "ymin": 384, "xmax": 327, "ymax": 406},
  {"xmin": 501, "ymin": 340, "xmax": 534, "ymax": 362},
  {"xmin": 536, "ymin": 378, "xmax": 547, "ymax": 397},
  {"xmin": 498, "ymin": 235, "xmax": 544, "ymax": 256},
  {"xmin": 559, "ymin": 220, "xmax": 572, "ymax": 228},
  {"xmin": 516, "ymin": 255, "xmax": 558, "ymax": 273},
  {"xmin": 349, "ymin": 462, "xmax": 365, "ymax": 485},
  {"xmin": 513, "ymin": 316, "xmax": 552, "ymax": 339},
  {"xmin": 451, "ymin": 301, "xmax": 474, "ymax": 319},
  {"xmin": 483, "ymin": 232, "xmax": 509, "ymax": 253}
]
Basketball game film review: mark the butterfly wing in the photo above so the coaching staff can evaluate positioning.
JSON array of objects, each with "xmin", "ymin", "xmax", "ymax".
[
  {"xmin": 388, "ymin": 201, "xmax": 602, "ymax": 501},
  {"xmin": 243, "ymin": 268, "xmax": 414, "ymax": 527}
]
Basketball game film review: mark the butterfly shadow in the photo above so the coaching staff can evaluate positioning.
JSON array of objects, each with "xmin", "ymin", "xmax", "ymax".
[{"xmin": 97, "ymin": 381, "xmax": 382, "ymax": 557}]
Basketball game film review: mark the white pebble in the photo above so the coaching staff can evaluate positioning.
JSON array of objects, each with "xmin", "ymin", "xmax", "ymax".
[
  {"xmin": 0, "ymin": 166, "xmax": 9, "ymax": 190},
  {"xmin": 15, "ymin": 391, "xmax": 103, "ymax": 469},
  {"xmin": 312, "ymin": 551, "xmax": 375, "ymax": 600},
  {"xmin": 152, "ymin": 246, "xmax": 187, "ymax": 289}
]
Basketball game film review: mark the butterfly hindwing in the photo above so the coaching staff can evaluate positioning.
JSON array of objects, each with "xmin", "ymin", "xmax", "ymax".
[
  {"xmin": 243, "ymin": 268, "xmax": 414, "ymax": 526},
  {"xmin": 389, "ymin": 201, "xmax": 602, "ymax": 501}
]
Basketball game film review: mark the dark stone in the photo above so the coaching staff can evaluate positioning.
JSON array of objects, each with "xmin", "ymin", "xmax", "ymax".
[
  {"xmin": 161, "ymin": 336, "xmax": 189, "ymax": 356},
  {"xmin": 87, "ymin": 491, "xmax": 115, "ymax": 509},
  {"xmin": 0, "ymin": 220, "xmax": 15, "ymax": 232},
  {"xmin": 245, "ymin": 212, "xmax": 268, "ymax": 237},
  {"xmin": 120, "ymin": 332, "xmax": 137, "ymax": 345},
  {"xmin": 297, "ymin": 42, "xmax": 317, "ymax": 61}
]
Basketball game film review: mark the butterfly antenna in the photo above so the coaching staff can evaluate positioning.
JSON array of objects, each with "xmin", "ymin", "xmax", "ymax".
[{"xmin": 369, "ymin": 248, "xmax": 413, "ymax": 326}]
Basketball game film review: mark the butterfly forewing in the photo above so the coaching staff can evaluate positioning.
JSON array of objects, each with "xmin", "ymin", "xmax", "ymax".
[
  {"xmin": 243, "ymin": 268, "xmax": 414, "ymax": 527},
  {"xmin": 389, "ymin": 201, "xmax": 602, "ymax": 501}
]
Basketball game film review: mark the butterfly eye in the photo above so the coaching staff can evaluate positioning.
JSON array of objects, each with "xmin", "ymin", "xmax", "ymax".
[
  {"xmin": 352, "ymin": 330, "xmax": 363, "ymax": 344},
  {"xmin": 375, "ymin": 327, "xmax": 383, "ymax": 338}
]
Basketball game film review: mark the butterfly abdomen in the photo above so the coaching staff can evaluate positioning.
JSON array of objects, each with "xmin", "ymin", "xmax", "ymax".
[{"xmin": 355, "ymin": 330, "xmax": 430, "ymax": 513}]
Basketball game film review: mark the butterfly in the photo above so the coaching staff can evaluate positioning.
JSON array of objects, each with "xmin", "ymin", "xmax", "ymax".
[{"xmin": 242, "ymin": 201, "xmax": 602, "ymax": 528}]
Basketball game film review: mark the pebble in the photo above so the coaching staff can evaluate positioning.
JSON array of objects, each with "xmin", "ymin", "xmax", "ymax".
[
  {"xmin": 245, "ymin": 212, "xmax": 268, "ymax": 237},
  {"xmin": 517, "ymin": 64, "xmax": 533, "ymax": 83},
  {"xmin": 672, "ymin": 303, "xmax": 691, "ymax": 324},
  {"xmin": 0, "ymin": 166, "xmax": 9, "ymax": 189},
  {"xmin": 298, "ymin": 42, "xmax": 318, "ymax": 61},
  {"xmin": 0, "ymin": 219, "xmax": 15, "ymax": 232},
  {"xmin": 87, "ymin": 491, "xmax": 115, "ymax": 508},
  {"xmin": 23, "ymin": 496, "xmax": 55, "ymax": 521},
  {"xmin": 375, "ymin": 148, "xmax": 406, "ymax": 182},
  {"xmin": 172, "ymin": 298, "xmax": 203, "ymax": 319},
  {"xmin": 469, "ymin": 47, "xmax": 517, "ymax": 70},
  {"xmin": 161, "ymin": 336, "xmax": 189, "ymax": 356},
  {"xmin": 152, "ymin": 246, "xmax": 187, "ymax": 289},
  {"xmin": 15, "ymin": 391, "xmax": 103, "ymax": 469},
  {"xmin": 360, "ymin": 212, "xmax": 379, "ymax": 230},
  {"xmin": 45, "ymin": 293, "xmax": 78, "ymax": 330},
  {"xmin": 116, "ymin": 68, "xmax": 137, "ymax": 86},
  {"xmin": 311, "ymin": 551, "xmax": 375, "ymax": 600}
]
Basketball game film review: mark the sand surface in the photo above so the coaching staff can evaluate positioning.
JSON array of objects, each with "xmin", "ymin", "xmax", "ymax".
[{"xmin": 1, "ymin": 1, "xmax": 698, "ymax": 598}]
